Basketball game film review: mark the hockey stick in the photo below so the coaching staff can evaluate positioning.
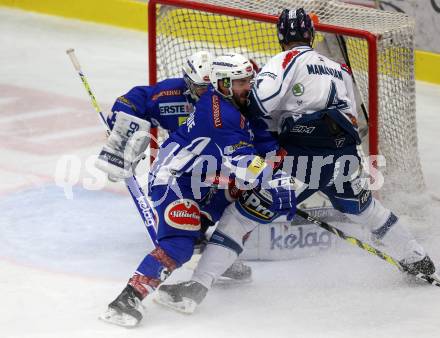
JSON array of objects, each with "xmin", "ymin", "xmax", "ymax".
[
  {"xmin": 295, "ymin": 208, "xmax": 440, "ymax": 288},
  {"xmin": 66, "ymin": 48, "xmax": 158, "ymax": 247},
  {"xmin": 335, "ymin": 35, "xmax": 370, "ymax": 125}
]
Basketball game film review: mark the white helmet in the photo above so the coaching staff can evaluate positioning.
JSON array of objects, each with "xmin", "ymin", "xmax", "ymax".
[
  {"xmin": 183, "ymin": 50, "xmax": 213, "ymax": 100},
  {"xmin": 210, "ymin": 53, "xmax": 255, "ymax": 98}
]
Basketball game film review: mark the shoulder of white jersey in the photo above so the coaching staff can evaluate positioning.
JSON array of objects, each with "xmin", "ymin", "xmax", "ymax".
[
  {"xmin": 263, "ymin": 46, "xmax": 314, "ymax": 74},
  {"xmin": 280, "ymin": 47, "xmax": 313, "ymax": 69},
  {"xmin": 251, "ymin": 47, "xmax": 314, "ymax": 113},
  {"xmin": 340, "ymin": 63, "xmax": 352, "ymax": 75}
]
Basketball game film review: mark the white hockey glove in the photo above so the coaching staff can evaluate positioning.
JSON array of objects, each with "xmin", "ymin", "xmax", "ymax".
[{"xmin": 95, "ymin": 111, "xmax": 151, "ymax": 181}]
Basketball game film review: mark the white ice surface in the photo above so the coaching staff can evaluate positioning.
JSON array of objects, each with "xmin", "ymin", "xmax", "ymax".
[{"xmin": 1, "ymin": 7, "xmax": 440, "ymax": 338}]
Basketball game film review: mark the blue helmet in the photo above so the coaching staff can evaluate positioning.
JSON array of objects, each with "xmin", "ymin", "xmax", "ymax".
[{"xmin": 277, "ymin": 8, "xmax": 315, "ymax": 46}]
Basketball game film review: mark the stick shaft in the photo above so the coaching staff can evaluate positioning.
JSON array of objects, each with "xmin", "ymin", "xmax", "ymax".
[
  {"xmin": 66, "ymin": 48, "xmax": 158, "ymax": 247},
  {"xmin": 295, "ymin": 209, "xmax": 440, "ymax": 287},
  {"xmin": 66, "ymin": 49, "xmax": 109, "ymax": 133}
]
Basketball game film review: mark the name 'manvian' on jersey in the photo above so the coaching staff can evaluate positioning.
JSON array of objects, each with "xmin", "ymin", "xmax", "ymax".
[
  {"xmin": 107, "ymin": 78, "xmax": 195, "ymax": 133},
  {"xmin": 249, "ymin": 46, "xmax": 357, "ymax": 133},
  {"xmin": 149, "ymin": 87, "xmax": 274, "ymax": 190}
]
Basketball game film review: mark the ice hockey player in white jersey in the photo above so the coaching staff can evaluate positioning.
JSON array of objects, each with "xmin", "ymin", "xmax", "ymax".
[{"xmin": 155, "ymin": 8, "xmax": 437, "ymax": 314}]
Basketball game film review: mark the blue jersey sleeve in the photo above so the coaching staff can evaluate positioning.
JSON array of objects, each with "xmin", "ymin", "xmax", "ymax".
[
  {"xmin": 108, "ymin": 86, "xmax": 153, "ymax": 129},
  {"xmin": 107, "ymin": 78, "xmax": 193, "ymax": 132},
  {"xmin": 249, "ymin": 117, "xmax": 279, "ymax": 155}
]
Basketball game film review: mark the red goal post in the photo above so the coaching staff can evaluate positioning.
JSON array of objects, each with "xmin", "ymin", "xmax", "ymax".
[{"xmin": 147, "ymin": 0, "xmax": 424, "ymax": 198}]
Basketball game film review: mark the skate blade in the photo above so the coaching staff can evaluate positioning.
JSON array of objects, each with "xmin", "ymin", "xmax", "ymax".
[
  {"xmin": 430, "ymin": 272, "xmax": 440, "ymax": 282},
  {"xmin": 99, "ymin": 308, "xmax": 140, "ymax": 328},
  {"xmin": 417, "ymin": 272, "xmax": 440, "ymax": 285},
  {"xmin": 402, "ymin": 271, "xmax": 440, "ymax": 287},
  {"xmin": 154, "ymin": 290, "xmax": 197, "ymax": 314},
  {"xmin": 214, "ymin": 276, "xmax": 252, "ymax": 288}
]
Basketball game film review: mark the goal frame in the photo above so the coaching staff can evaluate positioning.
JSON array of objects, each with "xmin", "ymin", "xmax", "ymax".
[{"xmin": 147, "ymin": 0, "xmax": 379, "ymax": 156}]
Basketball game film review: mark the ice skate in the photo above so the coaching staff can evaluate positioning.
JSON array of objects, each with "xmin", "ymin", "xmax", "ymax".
[
  {"xmin": 400, "ymin": 255, "xmax": 438, "ymax": 279},
  {"xmin": 155, "ymin": 281, "xmax": 208, "ymax": 314},
  {"xmin": 216, "ymin": 260, "xmax": 252, "ymax": 286},
  {"xmin": 99, "ymin": 285, "xmax": 143, "ymax": 327}
]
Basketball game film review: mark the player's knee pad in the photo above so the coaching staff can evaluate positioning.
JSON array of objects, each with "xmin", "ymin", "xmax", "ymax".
[
  {"xmin": 150, "ymin": 184, "xmax": 203, "ymax": 240},
  {"xmin": 209, "ymin": 229, "xmax": 245, "ymax": 256},
  {"xmin": 210, "ymin": 202, "xmax": 260, "ymax": 255},
  {"xmin": 158, "ymin": 236, "xmax": 196, "ymax": 267}
]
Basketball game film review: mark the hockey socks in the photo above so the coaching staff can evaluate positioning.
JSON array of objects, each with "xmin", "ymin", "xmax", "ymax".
[{"xmin": 130, "ymin": 246, "xmax": 178, "ymax": 299}]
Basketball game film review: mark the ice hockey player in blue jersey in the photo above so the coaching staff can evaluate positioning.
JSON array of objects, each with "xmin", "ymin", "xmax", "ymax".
[
  {"xmin": 154, "ymin": 8, "xmax": 438, "ymax": 315},
  {"xmin": 94, "ymin": 51, "xmax": 254, "ymax": 286},
  {"xmin": 99, "ymin": 53, "xmax": 297, "ymax": 327}
]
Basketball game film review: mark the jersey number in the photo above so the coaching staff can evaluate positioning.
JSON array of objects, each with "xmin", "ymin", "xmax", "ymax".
[
  {"xmin": 126, "ymin": 122, "xmax": 140, "ymax": 137},
  {"xmin": 326, "ymin": 81, "xmax": 348, "ymax": 110}
]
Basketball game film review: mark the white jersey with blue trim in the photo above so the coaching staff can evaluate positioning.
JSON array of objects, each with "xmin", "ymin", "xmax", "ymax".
[{"xmin": 250, "ymin": 46, "xmax": 357, "ymax": 133}]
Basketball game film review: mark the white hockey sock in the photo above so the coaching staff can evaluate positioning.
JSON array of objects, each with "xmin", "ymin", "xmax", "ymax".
[
  {"xmin": 345, "ymin": 198, "xmax": 426, "ymax": 262},
  {"xmin": 192, "ymin": 244, "xmax": 238, "ymax": 289}
]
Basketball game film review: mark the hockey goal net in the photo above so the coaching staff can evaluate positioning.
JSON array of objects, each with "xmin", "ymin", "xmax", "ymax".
[{"xmin": 147, "ymin": 0, "xmax": 424, "ymax": 199}]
